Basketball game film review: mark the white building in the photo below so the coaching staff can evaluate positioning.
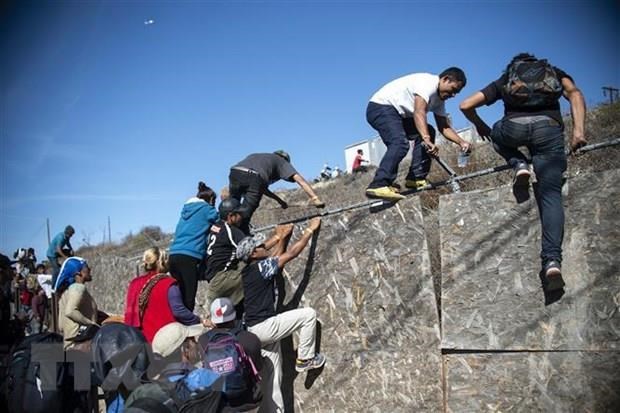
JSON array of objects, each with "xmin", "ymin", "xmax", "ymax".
[{"xmin": 344, "ymin": 125, "xmax": 480, "ymax": 172}]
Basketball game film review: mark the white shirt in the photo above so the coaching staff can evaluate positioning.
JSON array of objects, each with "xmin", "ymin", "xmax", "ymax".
[{"xmin": 369, "ymin": 73, "xmax": 447, "ymax": 118}]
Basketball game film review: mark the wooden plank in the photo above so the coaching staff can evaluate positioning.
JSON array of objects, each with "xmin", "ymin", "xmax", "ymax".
[
  {"xmin": 270, "ymin": 197, "xmax": 443, "ymax": 412},
  {"xmin": 440, "ymin": 169, "xmax": 620, "ymax": 350},
  {"xmin": 445, "ymin": 352, "xmax": 620, "ymax": 412}
]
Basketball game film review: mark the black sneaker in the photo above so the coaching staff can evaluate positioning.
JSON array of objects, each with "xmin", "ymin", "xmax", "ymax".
[
  {"xmin": 543, "ymin": 261, "xmax": 565, "ymax": 291},
  {"xmin": 513, "ymin": 163, "xmax": 531, "ymax": 187}
]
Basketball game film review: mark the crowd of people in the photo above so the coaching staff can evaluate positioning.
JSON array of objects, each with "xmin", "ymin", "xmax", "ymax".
[{"xmin": 0, "ymin": 52, "xmax": 588, "ymax": 412}]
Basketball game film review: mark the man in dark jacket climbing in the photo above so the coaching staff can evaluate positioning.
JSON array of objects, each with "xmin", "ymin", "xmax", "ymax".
[{"xmin": 228, "ymin": 150, "xmax": 325, "ymax": 234}]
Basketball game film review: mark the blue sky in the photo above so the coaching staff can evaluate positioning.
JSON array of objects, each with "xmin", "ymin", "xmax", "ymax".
[{"xmin": 1, "ymin": 0, "xmax": 618, "ymax": 258}]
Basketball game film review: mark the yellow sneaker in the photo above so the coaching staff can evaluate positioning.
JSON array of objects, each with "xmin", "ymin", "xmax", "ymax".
[
  {"xmin": 405, "ymin": 179, "xmax": 429, "ymax": 190},
  {"xmin": 365, "ymin": 186, "xmax": 406, "ymax": 201}
]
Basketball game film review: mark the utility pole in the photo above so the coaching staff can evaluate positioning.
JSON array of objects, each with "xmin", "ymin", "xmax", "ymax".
[
  {"xmin": 108, "ymin": 216, "xmax": 112, "ymax": 244},
  {"xmin": 602, "ymin": 86, "xmax": 619, "ymax": 104},
  {"xmin": 46, "ymin": 218, "xmax": 51, "ymax": 245}
]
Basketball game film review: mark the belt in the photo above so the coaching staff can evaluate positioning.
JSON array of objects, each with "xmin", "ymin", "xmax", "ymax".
[{"xmin": 232, "ymin": 166, "xmax": 259, "ymax": 175}]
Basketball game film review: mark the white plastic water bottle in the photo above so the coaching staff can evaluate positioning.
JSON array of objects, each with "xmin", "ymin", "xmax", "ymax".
[{"xmin": 457, "ymin": 149, "xmax": 470, "ymax": 168}]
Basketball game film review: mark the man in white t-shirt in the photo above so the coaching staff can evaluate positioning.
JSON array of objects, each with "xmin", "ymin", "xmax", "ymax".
[{"xmin": 365, "ymin": 68, "xmax": 471, "ymax": 201}]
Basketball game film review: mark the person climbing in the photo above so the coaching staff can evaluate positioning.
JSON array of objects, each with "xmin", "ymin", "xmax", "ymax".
[
  {"xmin": 168, "ymin": 182, "xmax": 219, "ymax": 311},
  {"xmin": 459, "ymin": 52, "xmax": 586, "ymax": 292},
  {"xmin": 236, "ymin": 217, "xmax": 325, "ymax": 412},
  {"xmin": 228, "ymin": 150, "xmax": 325, "ymax": 234},
  {"xmin": 47, "ymin": 225, "xmax": 75, "ymax": 286},
  {"xmin": 365, "ymin": 68, "xmax": 471, "ymax": 201}
]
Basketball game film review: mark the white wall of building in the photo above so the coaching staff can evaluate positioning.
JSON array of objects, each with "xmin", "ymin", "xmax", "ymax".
[{"xmin": 345, "ymin": 126, "xmax": 479, "ymax": 171}]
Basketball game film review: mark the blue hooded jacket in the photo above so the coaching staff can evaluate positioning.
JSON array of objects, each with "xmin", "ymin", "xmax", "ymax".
[{"xmin": 169, "ymin": 197, "xmax": 218, "ymax": 259}]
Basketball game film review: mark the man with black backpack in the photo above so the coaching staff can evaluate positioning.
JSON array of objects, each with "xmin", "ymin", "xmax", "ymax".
[
  {"xmin": 200, "ymin": 297, "xmax": 263, "ymax": 410},
  {"xmin": 460, "ymin": 52, "xmax": 587, "ymax": 293}
]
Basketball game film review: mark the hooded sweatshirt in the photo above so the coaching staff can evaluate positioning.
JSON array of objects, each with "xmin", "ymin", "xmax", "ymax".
[{"xmin": 169, "ymin": 197, "xmax": 218, "ymax": 259}]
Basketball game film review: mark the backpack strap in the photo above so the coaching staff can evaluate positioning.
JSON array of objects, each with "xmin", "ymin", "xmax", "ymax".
[
  {"xmin": 138, "ymin": 273, "xmax": 171, "ymax": 325},
  {"xmin": 228, "ymin": 328, "xmax": 260, "ymax": 381}
]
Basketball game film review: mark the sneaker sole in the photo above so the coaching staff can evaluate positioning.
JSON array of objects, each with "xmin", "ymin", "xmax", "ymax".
[
  {"xmin": 295, "ymin": 358, "xmax": 326, "ymax": 372},
  {"xmin": 365, "ymin": 190, "xmax": 405, "ymax": 201},
  {"xmin": 404, "ymin": 182, "xmax": 429, "ymax": 190},
  {"xmin": 545, "ymin": 269, "xmax": 565, "ymax": 291},
  {"xmin": 513, "ymin": 171, "xmax": 531, "ymax": 187}
]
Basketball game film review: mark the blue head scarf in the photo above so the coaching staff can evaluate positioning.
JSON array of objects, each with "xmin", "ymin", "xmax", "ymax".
[{"xmin": 53, "ymin": 256, "xmax": 88, "ymax": 292}]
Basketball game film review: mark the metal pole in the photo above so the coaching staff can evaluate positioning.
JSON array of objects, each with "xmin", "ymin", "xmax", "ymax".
[
  {"xmin": 432, "ymin": 154, "xmax": 462, "ymax": 193},
  {"xmin": 46, "ymin": 218, "xmax": 51, "ymax": 245},
  {"xmin": 249, "ymin": 137, "xmax": 620, "ymax": 234}
]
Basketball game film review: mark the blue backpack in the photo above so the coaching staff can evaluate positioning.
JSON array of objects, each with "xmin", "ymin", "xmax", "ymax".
[{"xmin": 199, "ymin": 328, "xmax": 259, "ymax": 399}]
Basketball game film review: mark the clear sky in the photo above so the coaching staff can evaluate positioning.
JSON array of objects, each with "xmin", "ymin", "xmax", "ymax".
[{"xmin": 1, "ymin": 0, "xmax": 618, "ymax": 258}]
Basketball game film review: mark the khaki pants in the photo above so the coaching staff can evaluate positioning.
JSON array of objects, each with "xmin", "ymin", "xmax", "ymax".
[
  {"xmin": 248, "ymin": 308, "xmax": 317, "ymax": 413},
  {"xmin": 205, "ymin": 267, "xmax": 244, "ymax": 313}
]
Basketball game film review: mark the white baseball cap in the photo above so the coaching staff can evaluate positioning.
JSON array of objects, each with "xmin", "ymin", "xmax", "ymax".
[
  {"xmin": 152, "ymin": 322, "xmax": 205, "ymax": 357},
  {"xmin": 210, "ymin": 297, "xmax": 236, "ymax": 324}
]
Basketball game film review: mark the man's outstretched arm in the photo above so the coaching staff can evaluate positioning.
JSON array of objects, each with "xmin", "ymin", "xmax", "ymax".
[
  {"xmin": 459, "ymin": 91, "xmax": 492, "ymax": 140},
  {"xmin": 276, "ymin": 218, "xmax": 321, "ymax": 268}
]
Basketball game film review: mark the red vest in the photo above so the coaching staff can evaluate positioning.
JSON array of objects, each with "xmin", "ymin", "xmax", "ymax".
[{"xmin": 124, "ymin": 272, "xmax": 177, "ymax": 343}]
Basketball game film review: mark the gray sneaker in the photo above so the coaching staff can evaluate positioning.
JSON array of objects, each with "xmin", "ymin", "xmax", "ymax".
[{"xmin": 295, "ymin": 353, "xmax": 326, "ymax": 372}]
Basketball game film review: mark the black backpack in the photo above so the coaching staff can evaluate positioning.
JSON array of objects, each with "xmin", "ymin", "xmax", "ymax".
[
  {"xmin": 2, "ymin": 333, "xmax": 66, "ymax": 413},
  {"xmin": 200, "ymin": 328, "xmax": 260, "ymax": 400},
  {"xmin": 124, "ymin": 369, "xmax": 224, "ymax": 413},
  {"xmin": 503, "ymin": 58, "xmax": 563, "ymax": 107}
]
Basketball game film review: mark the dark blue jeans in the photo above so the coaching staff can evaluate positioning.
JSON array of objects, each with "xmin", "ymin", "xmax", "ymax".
[
  {"xmin": 366, "ymin": 102, "xmax": 435, "ymax": 188},
  {"xmin": 491, "ymin": 116, "xmax": 567, "ymax": 268},
  {"xmin": 48, "ymin": 255, "xmax": 60, "ymax": 287},
  {"xmin": 228, "ymin": 168, "xmax": 267, "ymax": 235}
]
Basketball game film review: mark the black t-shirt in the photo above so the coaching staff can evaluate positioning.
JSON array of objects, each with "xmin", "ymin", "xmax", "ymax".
[
  {"xmin": 480, "ymin": 67, "xmax": 572, "ymax": 125},
  {"xmin": 234, "ymin": 153, "xmax": 297, "ymax": 185},
  {"xmin": 242, "ymin": 257, "xmax": 279, "ymax": 327},
  {"xmin": 204, "ymin": 221, "xmax": 246, "ymax": 282}
]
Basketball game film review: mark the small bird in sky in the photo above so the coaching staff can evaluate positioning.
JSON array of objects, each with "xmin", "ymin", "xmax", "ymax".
[{"xmin": 144, "ymin": 19, "xmax": 155, "ymax": 25}]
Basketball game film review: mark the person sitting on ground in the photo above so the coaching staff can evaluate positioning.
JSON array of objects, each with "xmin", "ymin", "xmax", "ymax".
[
  {"xmin": 228, "ymin": 150, "xmax": 325, "ymax": 234},
  {"xmin": 459, "ymin": 52, "xmax": 586, "ymax": 292},
  {"xmin": 236, "ymin": 217, "xmax": 325, "ymax": 413},
  {"xmin": 365, "ymin": 67, "xmax": 470, "ymax": 201},
  {"xmin": 168, "ymin": 182, "xmax": 219, "ymax": 312},
  {"xmin": 204, "ymin": 199, "xmax": 294, "ymax": 320},
  {"xmin": 47, "ymin": 225, "xmax": 75, "ymax": 286},
  {"xmin": 124, "ymin": 247, "xmax": 207, "ymax": 343},
  {"xmin": 352, "ymin": 149, "xmax": 369, "ymax": 173},
  {"xmin": 199, "ymin": 297, "xmax": 263, "ymax": 411},
  {"xmin": 55, "ymin": 257, "xmax": 99, "ymax": 349}
]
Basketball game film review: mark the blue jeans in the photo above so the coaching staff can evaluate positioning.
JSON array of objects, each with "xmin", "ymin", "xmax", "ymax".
[
  {"xmin": 366, "ymin": 102, "xmax": 435, "ymax": 188},
  {"xmin": 491, "ymin": 116, "xmax": 567, "ymax": 268},
  {"xmin": 48, "ymin": 255, "xmax": 60, "ymax": 287}
]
